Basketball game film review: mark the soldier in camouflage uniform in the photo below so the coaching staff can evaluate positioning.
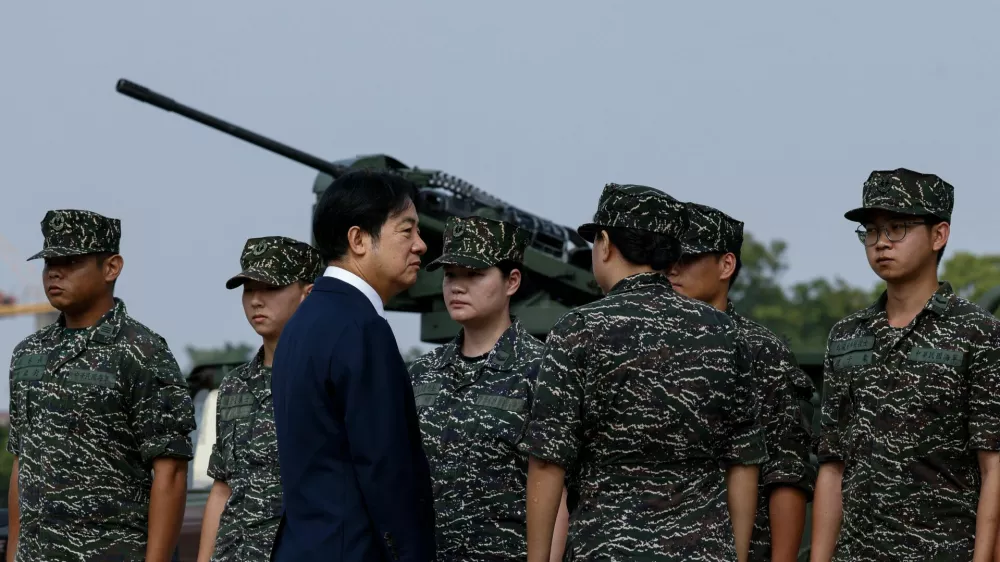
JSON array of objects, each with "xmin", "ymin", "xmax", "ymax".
[
  {"xmin": 6, "ymin": 209, "xmax": 196, "ymax": 562},
  {"xmin": 522, "ymin": 184, "xmax": 767, "ymax": 562},
  {"xmin": 667, "ymin": 202, "xmax": 816, "ymax": 562},
  {"xmin": 409, "ymin": 215, "xmax": 569, "ymax": 561},
  {"xmin": 198, "ymin": 236, "xmax": 324, "ymax": 562},
  {"xmin": 811, "ymin": 169, "xmax": 1000, "ymax": 562}
]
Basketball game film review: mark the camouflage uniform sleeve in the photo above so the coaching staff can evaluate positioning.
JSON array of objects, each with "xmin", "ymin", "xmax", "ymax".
[
  {"xmin": 968, "ymin": 324, "xmax": 1000, "ymax": 452},
  {"xmin": 129, "ymin": 342, "xmax": 197, "ymax": 464},
  {"xmin": 718, "ymin": 335, "xmax": 767, "ymax": 468},
  {"xmin": 520, "ymin": 312, "xmax": 591, "ymax": 472},
  {"xmin": 206, "ymin": 387, "xmax": 230, "ymax": 482},
  {"xmin": 755, "ymin": 339, "xmax": 816, "ymax": 496},
  {"xmin": 6, "ymin": 352, "xmax": 20, "ymax": 456},
  {"xmin": 814, "ymin": 340, "xmax": 844, "ymax": 463}
]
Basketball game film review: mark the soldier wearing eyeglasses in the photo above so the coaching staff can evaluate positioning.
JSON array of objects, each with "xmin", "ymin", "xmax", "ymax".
[{"xmin": 810, "ymin": 169, "xmax": 1000, "ymax": 562}]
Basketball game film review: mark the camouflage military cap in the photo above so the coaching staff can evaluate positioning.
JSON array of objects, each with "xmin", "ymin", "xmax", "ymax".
[
  {"xmin": 680, "ymin": 202, "xmax": 744, "ymax": 256},
  {"xmin": 225, "ymin": 236, "xmax": 325, "ymax": 290},
  {"xmin": 27, "ymin": 209, "xmax": 121, "ymax": 261},
  {"xmin": 576, "ymin": 183, "xmax": 688, "ymax": 243},
  {"xmin": 426, "ymin": 216, "xmax": 529, "ymax": 272},
  {"xmin": 844, "ymin": 168, "xmax": 955, "ymax": 223}
]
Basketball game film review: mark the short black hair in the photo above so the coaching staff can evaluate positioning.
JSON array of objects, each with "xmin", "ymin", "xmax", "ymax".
[
  {"xmin": 313, "ymin": 170, "xmax": 420, "ymax": 263},
  {"xmin": 496, "ymin": 259, "xmax": 521, "ymax": 278},
  {"xmin": 603, "ymin": 226, "xmax": 682, "ymax": 271}
]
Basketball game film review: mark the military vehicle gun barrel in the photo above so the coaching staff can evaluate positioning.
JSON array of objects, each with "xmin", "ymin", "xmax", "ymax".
[
  {"xmin": 115, "ymin": 79, "xmax": 347, "ymax": 179},
  {"xmin": 115, "ymin": 77, "xmax": 602, "ymax": 342}
]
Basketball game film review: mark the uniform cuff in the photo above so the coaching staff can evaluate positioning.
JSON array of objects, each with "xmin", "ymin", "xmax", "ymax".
[
  {"xmin": 720, "ymin": 426, "xmax": 768, "ymax": 468},
  {"xmin": 141, "ymin": 435, "xmax": 194, "ymax": 464},
  {"xmin": 814, "ymin": 435, "xmax": 843, "ymax": 463},
  {"xmin": 761, "ymin": 458, "xmax": 817, "ymax": 499},
  {"xmin": 968, "ymin": 431, "xmax": 1000, "ymax": 452},
  {"xmin": 6, "ymin": 429, "xmax": 20, "ymax": 456},
  {"xmin": 207, "ymin": 444, "xmax": 228, "ymax": 482},
  {"xmin": 520, "ymin": 420, "xmax": 578, "ymax": 470}
]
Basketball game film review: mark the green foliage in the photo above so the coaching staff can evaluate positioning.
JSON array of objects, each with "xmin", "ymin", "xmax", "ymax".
[
  {"xmin": 731, "ymin": 234, "xmax": 1000, "ymax": 353},
  {"xmin": 941, "ymin": 251, "xmax": 1000, "ymax": 303}
]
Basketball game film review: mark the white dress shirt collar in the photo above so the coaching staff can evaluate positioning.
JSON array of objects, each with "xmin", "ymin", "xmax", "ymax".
[{"xmin": 323, "ymin": 266, "xmax": 386, "ymax": 318}]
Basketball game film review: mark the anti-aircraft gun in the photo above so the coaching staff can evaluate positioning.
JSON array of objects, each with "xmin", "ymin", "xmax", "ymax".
[{"xmin": 115, "ymin": 79, "xmax": 602, "ymax": 343}]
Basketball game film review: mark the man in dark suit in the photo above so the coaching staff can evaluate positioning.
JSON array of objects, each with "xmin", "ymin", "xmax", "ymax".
[{"xmin": 270, "ymin": 169, "xmax": 436, "ymax": 562}]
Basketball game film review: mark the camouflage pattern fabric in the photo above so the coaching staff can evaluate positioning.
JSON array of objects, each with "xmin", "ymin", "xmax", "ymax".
[
  {"xmin": 225, "ymin": 236, "xmax": 325, "ymax": 289},
  {"xmin": 576, "ymin": 183, "xmax": 689, "ymax": 242},
  {"xmin": 6, "ymin": 298, "xmax": 196, "ymax": 561},
  {"xmin": 207, "ymin": 347, "xmax": 282, "ymax": 562},
  {"xmin": 680, "ymin": 202, "xmax": 744, "ymax": 256},
  {"xmin": 522, "ymin": 272, "xmax": 767, "ymax": 561},
  {"xmin": 425, "ymin": 216, "xmax": 529, "ymax": 272},
  {"xmin": 408, "ymin": 318, "xmax": 545, "ymax": 561},
  {"xmin": 816, "ymin": 282, "xmax": 1000, "ymax": 561},
  {"xmin": 726, "ymin": 302, "xmax": 817, "ymax": 562},
  {"xmin": 843, "ymin": 168, "xmax": 955, "ymax": 223},
  {"xmin": 27, "ymin": 209, "xmax": 121, "ymax": 261}
]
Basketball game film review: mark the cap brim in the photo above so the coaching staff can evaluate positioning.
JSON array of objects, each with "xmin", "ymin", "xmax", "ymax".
[
  {"xmin": 680, "ymin": 243, "xmax": 718, "ymax": 256},
  {"xmin": 576, "ymin": 223, "xmax": 601, "ymax": 243},
  {"xmin": 844, "ymin": 205, "xmax": 945, "ymax": 223},
  {"xmin": 425, "ymin": 253, "xmax": 494, "ymax": 272},
  {"xmin": 27, "ymin": 247, "xmax": 99, "ymax": 261},
  {"xmin": 225, "ymin": 269, "xmax": 299, "ymax": 290}
]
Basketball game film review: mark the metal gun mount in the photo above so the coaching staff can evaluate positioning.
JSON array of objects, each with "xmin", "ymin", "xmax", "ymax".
[{"xmin": 116, "ymin": 78, "xmax": 602, "ymax": 342}]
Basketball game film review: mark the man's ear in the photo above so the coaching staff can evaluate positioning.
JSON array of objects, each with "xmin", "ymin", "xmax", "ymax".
[
  {"xmin": 346, "ymin": 226, "xmax": 370, "ymax": 257},
  {"xmin": 103, "ymin": 254, "xmax": 123, "ymax": 284},
  {"xmin": 597, "ymin": 231, "xmax": 612, "ymax": 263},
  {"xmin": 718, "ymin": 253, "xmax": 737, "ymax": 283},
  {"xmin": 505, "ymin": 268, "xmax": 522, "ymax": 297},
  {"xmin": 931, "ymin": 221, "xmax": 950, "ymax": 252},
  {"xmin": 301, "ymin": 283, "xmax": 314, "ymax": 302}
]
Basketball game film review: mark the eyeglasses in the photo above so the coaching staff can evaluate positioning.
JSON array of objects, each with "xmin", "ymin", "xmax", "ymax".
[{"xmin": 855, "ymin": 220, "xmax": 929, "ymax": 246}]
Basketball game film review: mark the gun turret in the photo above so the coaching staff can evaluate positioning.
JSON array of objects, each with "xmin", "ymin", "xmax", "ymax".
[{"xmin": 117, "ymin": 78, "xmax": 602, "ymax": 342}]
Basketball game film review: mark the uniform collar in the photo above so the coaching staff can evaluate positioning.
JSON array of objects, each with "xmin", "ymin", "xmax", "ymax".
[
  {"xmin": 724, "ymin": 299, "xmax": 741, "ymax": 319},
  {"xmin": 236, "ymin": 346, "xmax": 268, "ymax": 382},
  {"xmin": 323, "ymin": 265, "xmax": 385, "ymax": 318},
  {"xmin": 606, "ymin": 271, "xmax": 672, "ymax": 296},
  {"xmin": 436, "ymin": 316, "xmax": 524, "ymax": 372},
  {"xmin": 48, "ymin": 297, "xmax": 126, "ymax": 345},
  {"xmin": 862, "ymin": 281, "xmax": 955, "ymax": 320}
]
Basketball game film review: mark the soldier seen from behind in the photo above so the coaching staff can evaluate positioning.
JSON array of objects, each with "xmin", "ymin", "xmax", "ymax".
[
  {"xmin": 522, "ymin": 184, "xmax": 767, "ymax": 562},
  {"xmin": 667, "ymin": 202, "xmax": 816, "ymax": 562},
  {"xmin": 6, "ymin": 210, "xmax": 196, "ymax": 562},
  {"xmin": 196, "ymin": 236, "xmax": 324, "ymax": 562},
  {"xmin": 810, "ymin": 169, "xmax": 1000, "ymax": 561},
  {"xmin": 408, "ymin": 215, "xmax": 569, "ymax": 561}
]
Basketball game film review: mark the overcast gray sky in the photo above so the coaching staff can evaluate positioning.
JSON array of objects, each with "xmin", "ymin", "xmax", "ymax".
[{"xmin": 1, "ymin": 1, "xmax": 998, "ymax": 409}]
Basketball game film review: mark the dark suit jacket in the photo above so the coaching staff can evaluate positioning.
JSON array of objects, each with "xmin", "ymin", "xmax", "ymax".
[{"xmin": 270, "ymin": 275, "xmax": 436, "ymax": 561}]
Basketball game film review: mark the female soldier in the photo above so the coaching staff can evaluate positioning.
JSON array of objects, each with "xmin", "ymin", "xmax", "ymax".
[
  {"xmin": 197, "ymin": 236, "xmax": 324, "ymax": 562},
  {"xmin": 521, "ymin": 183, "xmax": 767, "ymax": 562},
  {"xmin": 408, "ymin": 215, "xmax": 569, "ymax": 561}
]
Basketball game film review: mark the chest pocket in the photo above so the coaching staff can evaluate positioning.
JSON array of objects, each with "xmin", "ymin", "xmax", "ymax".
[
  {"xmin": 64, "ymin": 368, "xmax": 124, "ymax": 434},
  {"xmin": 413, "ymin": 383, "xmax": 441, "ymax": 410},
  {"xmin": 11, "ymin": 353, "xmax": 47, "ymax": 425},
  {"xmin": 905, "ymin": 346, "xmax": 970, "ymax": 414},
  {"xmin": 465, "ymin": 393, "xmax": 529, "ymax": 447},
  {"xmin": 220, "ymin": 392, "xmax": 256, "ymax": 468},
  {"xmin": 246, "ymin": 395, "xmax": 279, "ymax": 474}
]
